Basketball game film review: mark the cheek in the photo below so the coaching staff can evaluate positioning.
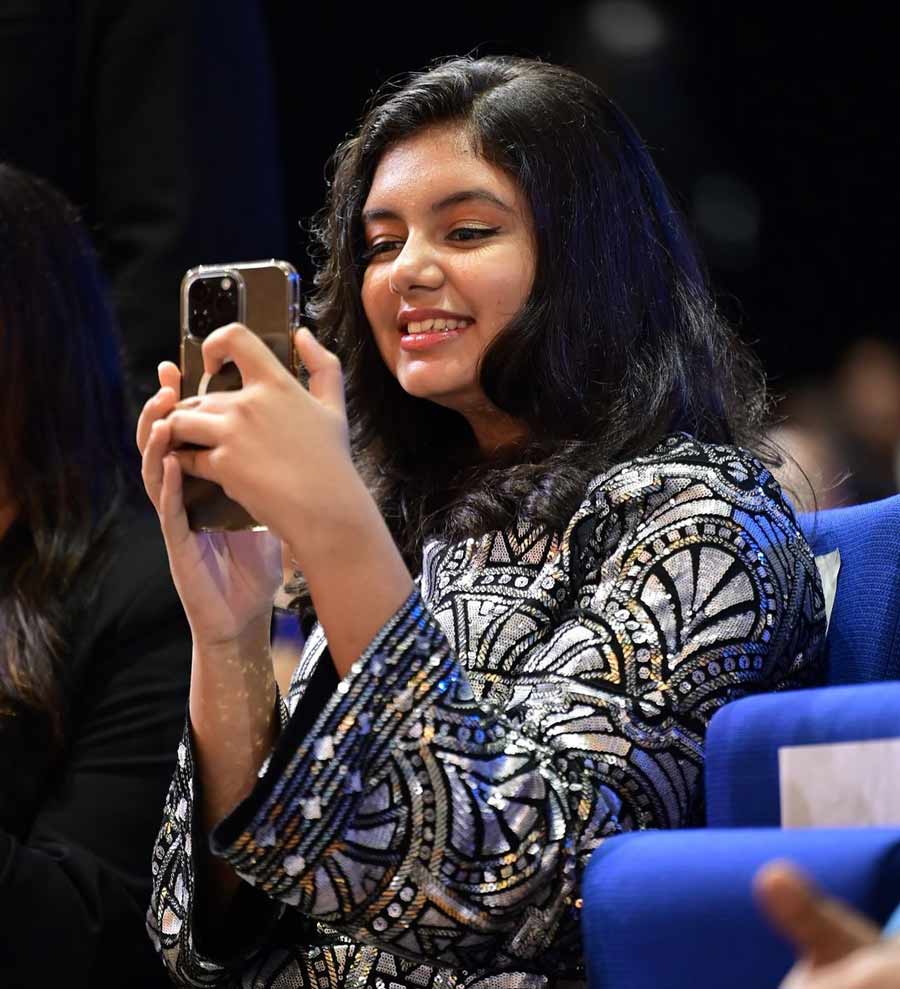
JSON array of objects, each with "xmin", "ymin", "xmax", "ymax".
[
  {"xmin": 360, "ymin": 268, "xmax": 381, "ymax": 324},
  {"xmin": 361, "ymin": 271, "xmax": 389, "ymax": 334},
  {"xmin": 361, "ymin": 270, "xmax": 397, "ymax": 366},
  {"xmin": 506, "ymin": 246, "xmax": 536, "ymax": 309},
  {"xmin": 463, "ymin": 248, "xmax": 534, "ymax": 316}
]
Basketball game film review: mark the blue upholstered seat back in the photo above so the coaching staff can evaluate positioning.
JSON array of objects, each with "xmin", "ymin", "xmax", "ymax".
[{"xmin": 798, "ymin": 495, "xmax": 900, "ymax": 683}]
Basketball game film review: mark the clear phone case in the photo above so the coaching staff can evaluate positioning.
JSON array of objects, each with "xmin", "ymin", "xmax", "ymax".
[{"xmin": 179, "ymin": 259, "xmax": 300, "ymax": 531}]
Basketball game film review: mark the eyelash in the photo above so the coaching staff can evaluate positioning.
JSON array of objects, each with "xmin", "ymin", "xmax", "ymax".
[{"xmin": 361, "ymin": 226, "xmax": 501, "ymax": 262}]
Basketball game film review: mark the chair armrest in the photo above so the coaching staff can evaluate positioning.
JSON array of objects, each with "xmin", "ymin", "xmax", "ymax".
[
  {"xmin": 705, "ymin": 682, "xmax": 900, "ymax": 827},
  {"xmin": 582, "ymin": 827, "xmax": 900, "ymax": 989}
]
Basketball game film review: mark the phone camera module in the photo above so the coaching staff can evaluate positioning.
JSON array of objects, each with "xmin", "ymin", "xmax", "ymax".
[{"xmin": 189, "ymin": 276, "xmax": 238, "ymax": 338}]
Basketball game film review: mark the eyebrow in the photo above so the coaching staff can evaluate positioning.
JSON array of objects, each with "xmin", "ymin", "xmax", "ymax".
[{"xmin": 361, "ymin": 188, "xmax": 514, "ymax": 224}]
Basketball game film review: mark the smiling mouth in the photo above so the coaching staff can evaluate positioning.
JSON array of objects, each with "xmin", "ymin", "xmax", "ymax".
[{"xmin": 400, "ymin": 317, "xmax": 474, "ymax": 335}]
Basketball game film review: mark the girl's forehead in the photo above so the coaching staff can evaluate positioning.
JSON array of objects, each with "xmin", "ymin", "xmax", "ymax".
[{"xmin": 364, "ymin": 126, "xmax": 521, "ymax": 214}]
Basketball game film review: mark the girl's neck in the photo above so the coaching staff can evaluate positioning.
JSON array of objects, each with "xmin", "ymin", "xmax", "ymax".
[{"xmin": 463, "ymin": 407, "xmax": 529, "ymax": 458}]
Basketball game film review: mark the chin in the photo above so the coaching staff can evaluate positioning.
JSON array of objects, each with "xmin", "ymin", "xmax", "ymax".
[{"xmin": 396, "ymin": 370, "xmax": 469, "ymax": 409}]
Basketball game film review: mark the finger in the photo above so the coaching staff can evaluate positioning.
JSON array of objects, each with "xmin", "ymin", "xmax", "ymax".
[
  {"xmin": 167, "ymin": 409, "xmax": 226, "ymax": 449},
  {"xmin": 201, "ymin": 323, "xmax": 279, "ymax": 384},
  {"xmin": 783, "ymin": 950, "xmax": 899, "ymax": 989},
  {"xmin": 171, "ymin": 447, "xmax": 220, "ymax": 485},
  {"xmin": 755, "ymin": 861, "xmax": 880, "ymax": 967},
  {"xmin": 779, "ymin": 960, "xmax": 816, "ymax": 989},
  {"xmin": 294, "ymin": 326, "xmax": 346, "ymax": 414},
  {"xmin": 158, "ymin": 361, "xmax": 181, "ymax": 395},
  {"xmin": 141, "ymin": 419, "xmax": 171, "ymax": 511},
  {"xmin": 136, "ymin": 385, "xmax": 178, "ymax": 454},
  {"xmin": 173, "ymin": 390, "xmax": 234, "ymax": 414},
  {"xmin": 158, "ymin": 454, "xmax": 192, "ymax": 546}
]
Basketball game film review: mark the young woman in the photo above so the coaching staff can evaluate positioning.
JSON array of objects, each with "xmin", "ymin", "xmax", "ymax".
[
  {"xmin": 139, "ymin": 56, "xmax": 826, "ymax": 987},
  {"xmin": 0, "ymin": 163, "xmax": 192, "ymax": 986}
]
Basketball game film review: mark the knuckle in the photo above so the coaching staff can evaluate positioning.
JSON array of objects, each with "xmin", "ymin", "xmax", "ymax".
[
  {"xmin": 230, "ymin": 396, "xmax": 249, "ymax": 422},
  {"xmin": 221, "ymin": 322, "xmax": 246, "ymax": 344},
  {"xmin": 204, "ymin": 322, "xmax": 234, "ymax": 350}
]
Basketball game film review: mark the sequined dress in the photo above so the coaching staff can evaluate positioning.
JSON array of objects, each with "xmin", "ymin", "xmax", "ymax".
[{"xmin": 148, "ymin": 435, "xmax": 826, "ymax": 988}]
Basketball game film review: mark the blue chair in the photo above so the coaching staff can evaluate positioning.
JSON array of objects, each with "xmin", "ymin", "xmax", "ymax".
[{"xmin": 582, "ymin": 494, "xmax": 900, "ymax": 989}]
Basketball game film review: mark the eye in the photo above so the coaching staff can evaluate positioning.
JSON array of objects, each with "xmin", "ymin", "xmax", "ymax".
[
  {"xmin": 448, "ymin": 226, "xmax": 500, "ymax": 242},
  {"xmin": 361, "ymin": 239, "xmax": 403, "ymax": 263}
]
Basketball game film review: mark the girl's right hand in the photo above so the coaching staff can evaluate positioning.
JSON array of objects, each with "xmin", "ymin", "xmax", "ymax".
[{"xmin": 136, "ymin": 362, "xmax": 283, "ymax": 648}]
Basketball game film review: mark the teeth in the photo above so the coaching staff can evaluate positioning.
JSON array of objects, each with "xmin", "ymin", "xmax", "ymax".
[{"xmin": 404, "ymin": 317, "xmax": 470, "ymax": 335}]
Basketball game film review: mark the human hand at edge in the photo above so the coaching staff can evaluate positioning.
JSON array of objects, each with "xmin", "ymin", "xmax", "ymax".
[{"xmin": 755, "ymin": 860, "xmax": 900, "ymax": 989}]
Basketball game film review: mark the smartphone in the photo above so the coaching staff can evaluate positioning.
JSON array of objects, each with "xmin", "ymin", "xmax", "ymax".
[{"xmin": 179, "ymin": 259, "xmax": 300, "ymax": 531}]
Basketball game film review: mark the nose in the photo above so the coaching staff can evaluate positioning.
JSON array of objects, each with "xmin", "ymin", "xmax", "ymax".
[{"xmin": 388, "ymin": 233, "xmax": 444, "ymax": 296}]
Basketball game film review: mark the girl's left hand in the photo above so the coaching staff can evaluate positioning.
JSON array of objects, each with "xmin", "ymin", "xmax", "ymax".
[{"xmin": 165, "ymin": 323, "xmax": 355, "ymax": 549}]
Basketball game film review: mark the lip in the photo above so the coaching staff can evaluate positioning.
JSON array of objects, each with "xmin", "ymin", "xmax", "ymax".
[
  {"xmin": 399, "ymin": 326, "xmax": 470, "ymax": 351},
  {"xmin": 396, "ymin": 307, "xmax": 474, "ymax": 331}
]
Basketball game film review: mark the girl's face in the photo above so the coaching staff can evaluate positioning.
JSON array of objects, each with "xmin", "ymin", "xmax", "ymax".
[{"xmin": 361, "ymin": 124, "xmax": 536, "ymax": 420}]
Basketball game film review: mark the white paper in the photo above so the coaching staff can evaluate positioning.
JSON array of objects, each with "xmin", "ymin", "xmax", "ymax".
[
  {"xmin": 814, "ymin": 548, "xmax": 841, "ymax": 634},
  {"xmin": 780, "ymin": 737, "xmax": 900, "ymax": 828}
]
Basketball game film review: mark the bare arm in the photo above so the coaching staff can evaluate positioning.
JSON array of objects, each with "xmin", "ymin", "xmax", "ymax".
[
  {"xmin": 282, "ymin": 470, "xmax": 414, "ymax": 681},
  {"xmin": 189, "ymin": 618, "xmax": 278, "ymax": 906}
]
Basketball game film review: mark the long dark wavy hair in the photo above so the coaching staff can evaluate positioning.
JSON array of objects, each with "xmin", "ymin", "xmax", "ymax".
[
  {"xmin": 0, "ymin": 163, "xmax": 137, "ymax": 742},
  {"xmin": 301, "ymin": 55, "xmax": 772, "ymax": 600}
]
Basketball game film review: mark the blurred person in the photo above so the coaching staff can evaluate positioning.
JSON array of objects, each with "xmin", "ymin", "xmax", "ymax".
[
  {"xmin": 833, "ymin": 338, "xmax": 900, "ymax": 503},
  {"xmin": 138, "ymin": 56, "xmax": 826, "ymax": 987},
  {"xmin": 768, "ymin": 384, "xmax": 852, "ymax": 512},
  {"xmin": 756, "ymin": 860, "xmax": 900, "ymax": 989},
  {"xmin": 769, "ymin": 339, "xmax": 900, "ymax": 513},
  {"xmin": 0, "ymin": 164, "xmax": 192, "ymax": 986}
]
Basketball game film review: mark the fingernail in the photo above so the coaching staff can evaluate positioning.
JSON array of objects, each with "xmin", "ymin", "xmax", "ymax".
[{"xmin": 175, "ymin": 396, "xmax": 202, "ymax": 409}]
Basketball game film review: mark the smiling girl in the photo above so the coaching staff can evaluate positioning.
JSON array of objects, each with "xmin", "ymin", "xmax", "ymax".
[{"xmin": 139, "ymin": 56, "xmax": 826, "ymax": 988}]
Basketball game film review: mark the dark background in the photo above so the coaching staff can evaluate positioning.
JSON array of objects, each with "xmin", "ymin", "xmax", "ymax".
[
  {"xmin": 1, "ymin": 0, "xmax": 896, "ymax": 504},
  {"xmin": 261, "ymin": 0, "xmax": 899, "ymax": 393}
]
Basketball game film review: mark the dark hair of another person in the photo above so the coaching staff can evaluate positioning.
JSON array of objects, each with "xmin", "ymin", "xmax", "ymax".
[
  {"xmin": 0, "ymin": 163, "xmax": 137, "ymax": 742},
  {"xmin": 303, "ymin": 55, "xmax": 773, "ymax": 595}
]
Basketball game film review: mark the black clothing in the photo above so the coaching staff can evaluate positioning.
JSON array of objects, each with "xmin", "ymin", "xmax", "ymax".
[{"xmin": 0, "ymin": 502, "xmax": 192, "ymax": 987}]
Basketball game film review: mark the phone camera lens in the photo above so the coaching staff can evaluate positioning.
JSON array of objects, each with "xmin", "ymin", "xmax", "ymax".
[{"xmin": 215, "ymin": 293, "xmax": 235, "ymax": 316}]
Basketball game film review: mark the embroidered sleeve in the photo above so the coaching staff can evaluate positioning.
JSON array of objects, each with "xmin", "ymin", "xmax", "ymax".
[
  {"xmin": 145, "ymin": 460, "xmax": 824, "ymax": 981},
  {"xmin": 146, "ymin": 665, "xmax": 333, "ymax": 986}
]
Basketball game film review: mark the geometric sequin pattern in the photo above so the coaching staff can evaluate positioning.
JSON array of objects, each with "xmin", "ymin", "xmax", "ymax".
[{"xmin": 147, "ymin": 434, "xmax": 826, "ymax": 988}]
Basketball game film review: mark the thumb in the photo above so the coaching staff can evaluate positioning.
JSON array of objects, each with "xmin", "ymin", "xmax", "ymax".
[
  {"xmin": 754, "ymin": 861, "xmax": 881, "ymax": 968},
  {"xmin": 294, "ymin": 327, "xmax": 346, "ymax": 415}
]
